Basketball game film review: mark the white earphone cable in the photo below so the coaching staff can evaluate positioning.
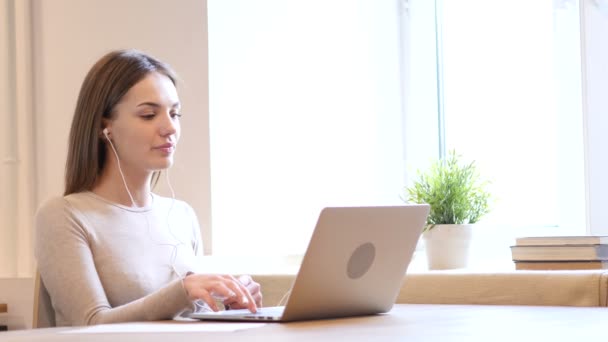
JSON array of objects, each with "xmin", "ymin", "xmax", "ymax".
[
  {"xmin": 104, "ymin": 131, "xmax": 185, "ymax": 278},
  {"xmin": 277, "ymin": 288, "xmax": 292, "ymax": 307},
  {"xmin": 164, "ymin": 168, "xmax": 186, "ymax": 277},
  {"xmin": 105, "ymin": 131, "xmax": 136, "ymax": 207}
]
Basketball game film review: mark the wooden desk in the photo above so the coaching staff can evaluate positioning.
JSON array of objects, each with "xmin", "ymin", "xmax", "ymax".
[{"xmin": 2, "ymin": 304, "xmax": 608, "ymax": 341}]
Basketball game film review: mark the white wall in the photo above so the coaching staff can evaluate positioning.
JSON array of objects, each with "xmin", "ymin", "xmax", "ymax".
[
  {"xmin": 0, "ymin": 0, "xmax": 210, "ymax": 329},
  {"xmin": 30, "ymin": 0, "xmax": 211, "ymax": 250}
]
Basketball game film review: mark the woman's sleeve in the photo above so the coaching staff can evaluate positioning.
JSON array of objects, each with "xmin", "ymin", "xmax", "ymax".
[{"xmin": 34, "ymin": 197, "xmax": 194, "ymax": 326}]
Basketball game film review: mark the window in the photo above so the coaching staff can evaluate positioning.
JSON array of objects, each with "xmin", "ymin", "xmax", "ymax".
[
  {"xmin": 435, "ymin": 0, "xmax": 586, "ymax": 232},
  {"xmin": 208, "ymin": 0, "xmax": 603, "ymax": 259},
  {"xmin": 208, "ymin": 0, "xmax": 407, "ymax": 256}
]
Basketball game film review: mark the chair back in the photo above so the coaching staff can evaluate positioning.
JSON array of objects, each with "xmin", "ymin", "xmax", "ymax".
[{"xmin": 32, "ymin": 271, "xmax": 56, "ymax": 328}]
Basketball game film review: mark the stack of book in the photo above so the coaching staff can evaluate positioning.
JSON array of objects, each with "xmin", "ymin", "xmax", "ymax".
[{"xmin": 511, "ymin": 236, "xmax": 608, "ymax": 270}]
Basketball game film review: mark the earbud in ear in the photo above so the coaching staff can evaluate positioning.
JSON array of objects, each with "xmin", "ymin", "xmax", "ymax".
[{"xmin": 102, "ymin": 128, "xmax": 110, "ymax": 139}]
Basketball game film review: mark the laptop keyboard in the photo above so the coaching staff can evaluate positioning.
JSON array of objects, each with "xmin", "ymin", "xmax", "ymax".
[{"xmin": 223, "ymin": 306, "xmax": 285, "ymax": 320}]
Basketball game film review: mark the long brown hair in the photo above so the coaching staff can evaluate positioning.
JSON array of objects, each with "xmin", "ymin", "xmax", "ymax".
[{"xmin": 64, "ymin": 49, "xmax": 177, "ymax": 195}]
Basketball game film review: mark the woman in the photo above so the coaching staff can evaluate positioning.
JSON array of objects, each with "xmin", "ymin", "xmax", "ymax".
[{"xmin": 34, "ymin": 49, "xmax": 262, "ymax": 326}]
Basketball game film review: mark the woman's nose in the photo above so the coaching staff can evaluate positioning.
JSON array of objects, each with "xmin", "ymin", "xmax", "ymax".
[{"xmin": 159, "ymin": 113, "xmax": 178, "ymax": 137}]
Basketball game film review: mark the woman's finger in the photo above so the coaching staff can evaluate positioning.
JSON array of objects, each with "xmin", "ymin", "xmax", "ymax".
[
  {"xmin": 187, "ymin": 285, "xmax": 221, "ymax": 311},
  {"xmin": 200, "ymin": 290, "xmax": 221, "ymax": 311},
  {"xmin": 222, "ymin": 275, "xmax": 257, "ymax": 313},
  {"xmin": 242, "ymin": 276, "xmax": 262, "ymax": 306},
  {"xmin": 246, "ymin": 281, "xmax": 260, "ymax": 296},
  {"xmin": 238, "ymin": 275, "xmax": 262, "ymax": 307},
  {"xmin": 238, "ymin": 275, "xmax": 252, "ymax": 286},
  {"xmin": 183, "ymin": 273, "xmax": 259, "ymax": 312}
]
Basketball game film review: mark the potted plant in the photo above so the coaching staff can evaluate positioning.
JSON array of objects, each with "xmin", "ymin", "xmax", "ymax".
[{"xmin": 405, "ymin": 150, "xmax": 491, "ymax": 269}]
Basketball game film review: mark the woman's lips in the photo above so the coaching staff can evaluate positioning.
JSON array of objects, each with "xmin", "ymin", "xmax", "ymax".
[{"xmin": 154, "ymin": 143, "xmax": 175, "ymax": 153}]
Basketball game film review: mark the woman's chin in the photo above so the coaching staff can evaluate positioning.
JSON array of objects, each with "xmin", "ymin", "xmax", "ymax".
[{"xmin": 150, "ymin": 158, "xmax": 174, "ymax": 171}]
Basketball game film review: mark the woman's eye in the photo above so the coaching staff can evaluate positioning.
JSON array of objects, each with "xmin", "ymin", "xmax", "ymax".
[
  {"xmin": 171, "ymin": 113, "xmax": 182, "ymax": 119},
  {"xmin": 141, "ymin": 114, "xmax": 155, "ymax": 120}
]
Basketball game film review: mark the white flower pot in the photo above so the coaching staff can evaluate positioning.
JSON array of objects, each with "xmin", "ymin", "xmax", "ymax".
[{"xmin": 422, "ymin": 224, "xmax": 473, "ymax": 270}]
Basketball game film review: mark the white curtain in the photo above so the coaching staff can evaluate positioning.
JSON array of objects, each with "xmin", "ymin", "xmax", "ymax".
[{"xmin": 0, "ymin": 0, "xmax": 35, "ymax": 278}]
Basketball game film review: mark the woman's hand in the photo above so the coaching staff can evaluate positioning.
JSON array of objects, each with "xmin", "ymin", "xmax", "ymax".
[
  {"xmin": 182, "ymin": 273, "xmax": 258, "ymax": 313},
  {"xmin": 223, "ymin": 275, "xmax": 262, "ymax": 310}
]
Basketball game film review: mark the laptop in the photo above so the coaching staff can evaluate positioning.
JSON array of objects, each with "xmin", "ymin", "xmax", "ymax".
[{"xmin": 189, "ymin": 204, "xmax": 430, "ymax": 322}]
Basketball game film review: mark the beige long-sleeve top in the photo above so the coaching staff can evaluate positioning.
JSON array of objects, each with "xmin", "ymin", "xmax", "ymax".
[{"xmin": 34, "ymin": 191, "xmax": 205, "ymax": 326}]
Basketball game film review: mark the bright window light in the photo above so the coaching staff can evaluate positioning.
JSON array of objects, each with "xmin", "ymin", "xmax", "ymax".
[
  {"xmin": 438, "ymin": 0, "xmax": 585, "ymax": 231},
  {"xmin": 208, "ymin": 0, "xmax": 406, "ymax": 256}
]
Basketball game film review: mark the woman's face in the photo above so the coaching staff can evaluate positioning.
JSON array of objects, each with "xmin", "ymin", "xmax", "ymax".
[{"xmin": 106, "ymin": 71, "xmax": 181, "ymax": 175}]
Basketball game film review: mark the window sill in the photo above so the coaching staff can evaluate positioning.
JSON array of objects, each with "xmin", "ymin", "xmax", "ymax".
[
  {"xmin": 204, "ymin": 225, "xmax": 583, "ymax": 275},
  {"xmin": 201, "ymin": 249, "xmax": 517, "ymax": 276}
]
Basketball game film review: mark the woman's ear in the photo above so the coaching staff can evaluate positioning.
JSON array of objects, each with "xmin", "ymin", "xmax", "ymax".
[
  {"xmin": 99, "ymin": 127, "xmax": 110, "ymax": 140},
  {"xmin": 101, "ymin": 119, "xmax": 112, "ymax": 140}
]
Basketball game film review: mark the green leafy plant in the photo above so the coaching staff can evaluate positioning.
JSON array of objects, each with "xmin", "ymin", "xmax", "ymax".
[{"xmin": 405, "ymin": 151, "xmax": 491, "ymax": 230}]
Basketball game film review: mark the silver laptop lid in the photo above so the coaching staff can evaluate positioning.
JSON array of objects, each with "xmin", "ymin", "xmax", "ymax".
[{"xmin": 280, "ymin": 204, "xmax": 429, "ymax": 322}]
